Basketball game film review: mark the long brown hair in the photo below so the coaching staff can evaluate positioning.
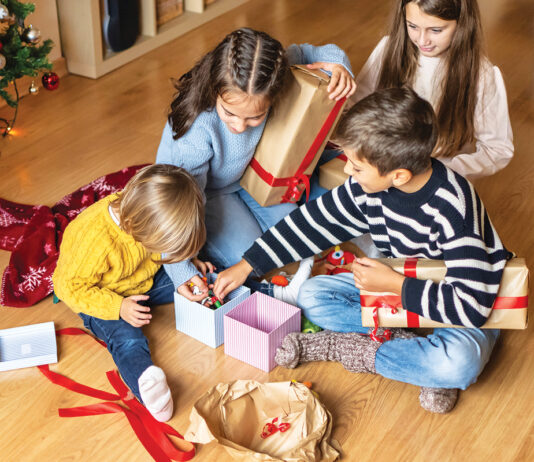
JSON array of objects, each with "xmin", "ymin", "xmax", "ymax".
[
  {"xmin": 378, "ymin": 0, "xmax": 484, "ymax": 157},
  {"xmin": 168, "ymin": 28, "xmax": 288, "ymax": 140}
]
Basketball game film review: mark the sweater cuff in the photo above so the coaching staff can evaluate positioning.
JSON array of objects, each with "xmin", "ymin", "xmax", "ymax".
[{"xmin": 163, "ymin": 260, "xmax": 201, "ymax": 289}]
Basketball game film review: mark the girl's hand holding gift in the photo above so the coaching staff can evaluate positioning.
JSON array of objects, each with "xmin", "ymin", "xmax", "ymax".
[
  {"xmin": 120, "ymin": 295, "xmax": 152, "ymax": 328},
  {"xmin": 307, "ymin": 62, "xmax": 356, "ymax": 101},
  {"xmin": 351, "ymin": 257, "xmax": 405, "ymax": 295}
]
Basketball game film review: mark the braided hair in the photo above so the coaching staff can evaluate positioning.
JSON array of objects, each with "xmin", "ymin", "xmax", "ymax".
[{"xmin": 168, "ymin": 28, "xmax": 288, "ymax": 140}]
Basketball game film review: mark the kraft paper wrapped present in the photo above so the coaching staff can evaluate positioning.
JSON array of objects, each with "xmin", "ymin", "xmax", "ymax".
[
  {"xmin": 174, "ymin": 273, "xmax": 250, "ymax": 348},
  {"xmin": 318, "ymin": 153, "xmax": 349, "ymax": 190},
  {"xmin": 360, "ymin": 258, "xmax": 529, "ymax": 329},
  {"xmin": 0, "ymin": 321, "xmax": 57, "ymax": 371},
  {"xmin": 240, "ymin": 65, "xmax": 347, "ymax": 206},
  {"xmin": 185, "ymin": 380, "xmax": 340, "ymax": 461},
  {"xmin": 224, "ymin": 292, "xmax": 301, "ymax": 372}
]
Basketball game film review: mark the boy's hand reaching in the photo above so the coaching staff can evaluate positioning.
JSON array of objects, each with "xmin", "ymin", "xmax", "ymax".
[
  {"xmin": 177, "ymin": 274, "xmax": 209, "ymax": 302},
  {"xmin": 120, "ymin": 295, "xmax": 152, "ymax": 328},
  {"xmin": 307, "ymin": 62, "xmax": 356, "ymax": 101},
  {"xmin": 192, "ymin": 257, "xmax": 216, "ymax": 276},
  {"xmin": 213, "ymin": 259, "xmax": 254, "ymax": 300},
  {"xmin": 352, "ymin": 257, "xmax": 405, "ymax": 294}
]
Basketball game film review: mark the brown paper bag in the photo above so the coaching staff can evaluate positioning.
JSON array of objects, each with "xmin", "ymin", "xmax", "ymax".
[
  {"xmin": 185, "ymin": 380, "xmax": 340, "ymax": 461},
  {"xmin": 360, "ymin": 257, "xmax": 529, "ymax": 329},
  {"xmin": 240, "ymin": 65, "xmax": 347, "ymax": 206}
]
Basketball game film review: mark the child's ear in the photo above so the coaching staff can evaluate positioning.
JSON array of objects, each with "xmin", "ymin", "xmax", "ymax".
[{"xmin": 391, "ymin": 169, "xmax": 412, "ymax": 187}]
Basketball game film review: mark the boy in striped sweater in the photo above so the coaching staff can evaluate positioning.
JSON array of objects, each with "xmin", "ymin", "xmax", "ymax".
[{"xmin": 213, "ymin": 87, "xmax": 512, "ymax": 413}]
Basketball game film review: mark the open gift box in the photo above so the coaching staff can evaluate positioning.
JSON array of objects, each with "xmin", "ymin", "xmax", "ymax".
[
  {"xmin": 174, "ymin": 273, "xmax": 250, "ymax": 348},
  {"xmin": 318, "ymin": 153, "xmax": 349, "ymax": 190},
  {"xmin": 360, "ymin": 258, "xmax": 529, "ymax": 329},
  {"xmin": 224, "ymin": 292, "xmax": 301, "ymax": 372}
]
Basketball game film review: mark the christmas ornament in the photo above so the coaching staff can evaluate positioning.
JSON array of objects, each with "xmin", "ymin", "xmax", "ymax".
[
  {"xmin": 22, "ymin": 24, "xmax": 41, "ymax": 43},
  {"xmin": 42, "ymin": 72, "xmax": 59, "ymax": 91},
  {"xmin": 29, "ymin": 80, "xmax": 39, "ymax": 95},
  {"xmin": 0, "ymin": 53, "xmax": 6, "ymax": 70},
  {"xmin": 0, "ymin": 4, "xmax": 9, "ymax": 22}
]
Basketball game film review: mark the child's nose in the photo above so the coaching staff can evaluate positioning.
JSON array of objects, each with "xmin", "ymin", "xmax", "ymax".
[
  {"xmin": 233, "ymin": 119, "xmax": 247, "ymax": 133},
  {"xmin": 418, "ymin": 31, "xmax": 430, "ymax": 45}
]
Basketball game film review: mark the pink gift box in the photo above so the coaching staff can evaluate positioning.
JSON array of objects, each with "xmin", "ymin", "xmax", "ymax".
[{"xmin": 223, "ymin": 292, "xmax": 301, "ymax": 372}]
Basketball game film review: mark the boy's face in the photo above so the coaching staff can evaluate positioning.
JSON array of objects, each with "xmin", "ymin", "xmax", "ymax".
[{"xmin": 343, "ymin": 148, "xmax": 395, "ymax": 194}]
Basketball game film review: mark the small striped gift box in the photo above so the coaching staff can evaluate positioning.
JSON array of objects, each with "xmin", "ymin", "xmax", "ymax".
[
  {"xmin": 224, "ymin": 292, "xmax": 301, "ymax": 372},
  {"xmin": 174, "ymin": 274, "xmax": 250, "ymax": 348}
]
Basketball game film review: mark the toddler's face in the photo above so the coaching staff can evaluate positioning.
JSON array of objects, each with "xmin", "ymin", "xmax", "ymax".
[
  {"xmin": 405, "ymin": 2, "xmax": 457, "ymax": 58},
  {"xmin": 216, "ymin": 91, "xmax": 270, "ymax": 134},
  {"xmin": 343, "ymin": 149, "xmax": 395, "ymax": 194}
]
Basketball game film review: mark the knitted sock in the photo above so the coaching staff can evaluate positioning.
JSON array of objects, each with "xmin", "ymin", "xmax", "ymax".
[
  {"xmin": 272, "ymin": 257, "xmax": 314, "ymax": 305},
  {"xmin": 275, "ymin": 330, "xmax": 380, "ymax": 373},
  {"xmin": 419, "ymin": 387, "xmax": 459, "ymax": 414},
  {"xmin": 138, "ymin": 365, "xmax": 173, "ymax": 422}
]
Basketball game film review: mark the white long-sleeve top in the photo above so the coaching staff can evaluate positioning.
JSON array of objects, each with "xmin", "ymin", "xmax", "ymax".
[{"xmin": 350, "ymin": 37, "xmax": 514, "ymax": 181}]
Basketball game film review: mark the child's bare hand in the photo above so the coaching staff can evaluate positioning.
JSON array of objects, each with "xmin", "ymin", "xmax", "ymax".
[
  {"xmin": 177, "ymin": 274, "xmax": 209, "ymax": 302},
  {"xmin": 352, "ymin": 257, "xmax": 405, "ymax": 294},
  {"xmin": 213, "ymin": 259, "xmax": 253, "ymax": 300},
  {"xmin": 192, "ymin": 258, "xmax": 216, "ymax": 275},
  {"xmin": 307, "ymin": 62, "xmax": 357, "ymax": 100},
  {"xmin": 120, "ymin": 295, "xmax": 151, "ymax": 328}
]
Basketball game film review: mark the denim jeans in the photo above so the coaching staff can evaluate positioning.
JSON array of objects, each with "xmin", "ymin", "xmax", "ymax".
[
  {"xmin": 202, "ymin": 187, "xmax": 296, "ymax": 273},
  {"xmin": 297, "ymin": 272, "xmax": 499, "ymax": 390},
  {"xmin": 78, "ymin": 268, "xmax": 175, "ymax": 400}
]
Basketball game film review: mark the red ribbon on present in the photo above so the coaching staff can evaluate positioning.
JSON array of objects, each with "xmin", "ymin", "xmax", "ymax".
[
  {"xmin": 260, "ymin": 417, "xmax": 291, "ymax": 439},
  {"xmin": 249, "ymin": 97, "xmax": 346, "ymax": 204},
  {"xmin": 37, "ymin": 328, "xmax": 195, "ymax": 462}
]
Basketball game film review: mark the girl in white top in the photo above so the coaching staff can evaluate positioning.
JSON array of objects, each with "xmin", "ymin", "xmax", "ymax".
[{"xmin": 351, "ymin": 0, "xmax": 513, "ymax": 181}]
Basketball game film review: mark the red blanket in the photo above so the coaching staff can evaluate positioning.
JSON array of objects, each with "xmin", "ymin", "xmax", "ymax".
[{"xmin": 0, "ymin": 165, "xmax": 148, "ymax": 307}]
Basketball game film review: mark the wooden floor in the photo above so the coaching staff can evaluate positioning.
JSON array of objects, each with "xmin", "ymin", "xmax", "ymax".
[{"xmin": 1, "ymin": 0, "xmax": 533, "ymax": 460}]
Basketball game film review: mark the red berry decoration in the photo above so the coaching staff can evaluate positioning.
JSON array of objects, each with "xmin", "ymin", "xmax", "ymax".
[{"xmin": 42, "ymin": 72, "xmax": 59, "ymax": 91}]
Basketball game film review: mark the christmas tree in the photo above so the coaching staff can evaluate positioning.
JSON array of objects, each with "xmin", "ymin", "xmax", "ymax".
[{"xmin": 0, "ymin": 0, "xmax": 54, "ymax": 135}]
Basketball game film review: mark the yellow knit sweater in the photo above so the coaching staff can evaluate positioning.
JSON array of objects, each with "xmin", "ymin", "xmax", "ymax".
[{"xmin": 52, "ymin": 193, "xmax": 161, "ymax": 320}]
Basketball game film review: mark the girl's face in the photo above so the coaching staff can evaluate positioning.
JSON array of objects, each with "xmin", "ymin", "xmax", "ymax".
[
  {"xmin": 405, "ymin": 2, "xmax": 457, "ymax": 58},
  {"xmin": 216, "ymin": 91, "xmax": 270, "ymax": 134}
]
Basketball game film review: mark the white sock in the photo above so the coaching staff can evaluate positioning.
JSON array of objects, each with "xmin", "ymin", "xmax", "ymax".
[
  {"xmin": 138, "ymin": 365, "xmax": 173, "ymax": 422},
  {"xmin": 273, "ymin": 257, "xmax": 314, "ymax": 305}
]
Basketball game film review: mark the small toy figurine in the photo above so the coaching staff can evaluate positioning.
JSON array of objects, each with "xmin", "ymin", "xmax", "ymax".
[
  {"xmin": 302, "ymin": 315, "xmax": 322, "ymax": 333},
  {"xmin": 201, "ymin": 289, "xmax": 222, "ymax": 309},
  {"xmin": 326, "ymin": 245, "xmax": 355, "ymax": 275}
]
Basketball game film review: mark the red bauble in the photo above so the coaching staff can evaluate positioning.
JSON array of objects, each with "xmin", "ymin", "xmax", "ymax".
[{"xmin": 42, "ymin": 72, "xmax": 60, "ymax": 91}]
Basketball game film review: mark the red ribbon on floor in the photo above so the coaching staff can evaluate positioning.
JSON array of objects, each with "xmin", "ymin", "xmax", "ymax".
[
  {"xmin": 249, "ymin": 97, "xmax": 346, "ymax": 204},
  {"xmin": 37, "ymin": 328, "xmax": 195, "ymax": 462}
]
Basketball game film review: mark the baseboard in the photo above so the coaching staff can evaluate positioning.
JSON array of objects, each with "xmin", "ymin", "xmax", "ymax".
[{"xmin": 0, "ymin": 57, "xmax": 68, "ymax": 109}]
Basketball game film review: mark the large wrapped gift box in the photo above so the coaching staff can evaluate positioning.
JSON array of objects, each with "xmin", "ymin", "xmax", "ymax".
[
  {"xmin": 240, "ymin": 65, "xmax": 347, "ymax": 206},
  {"xmin": 360, "ymin": 258, "xmax": 529, "ymax": 329},
  {"xmin": 174, "ymin": 273, "xmax": 251, "ymax": 348},
  {"xmin": 224, "ymin": 292, "xmax": 301, "ymax": 372},
  {"xmin": 318, "ymin": 153, "xmax": 349, "ymax": 190}
]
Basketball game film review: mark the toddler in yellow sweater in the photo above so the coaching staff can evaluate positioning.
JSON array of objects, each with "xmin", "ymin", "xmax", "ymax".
[{"xmin": 53, "ymin": 164, "xmax": 208, "ymax": 422}]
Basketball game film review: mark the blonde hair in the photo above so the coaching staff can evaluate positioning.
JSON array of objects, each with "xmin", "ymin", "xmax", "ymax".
[{"xmin": 112, "ymin": 164, "xmax": 205, "ymax": 264}]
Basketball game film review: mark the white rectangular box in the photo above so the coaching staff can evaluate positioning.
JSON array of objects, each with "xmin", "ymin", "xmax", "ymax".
[
  {"xmin": 0, "ymin": 322, "xmax": 58, "ymax": 371},
  {"xmin": 174, "ymin": 274, "xmax": 250, "ymax": 348}
]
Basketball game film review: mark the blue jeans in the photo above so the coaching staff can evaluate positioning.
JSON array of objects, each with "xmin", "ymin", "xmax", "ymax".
[
  {"xmin": 78, "ymin": 268, "xmax": 175, "ymax": 400},
  {"xmin": 202, "ymin": 187, "xmax": 296, "ymax": 273},
  {"xmin": 297, "ymin": 273, "xmax": 499, "ymax": 390}
]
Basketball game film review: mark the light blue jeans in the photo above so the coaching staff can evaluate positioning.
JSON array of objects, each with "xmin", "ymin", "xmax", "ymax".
[
  {"xmin": 297, "ymin": 273, "xmax": 500, "ymax": 390},
  {"xmin": 202, "ymin": 187, "xmax": 296, "ymax": 273}
]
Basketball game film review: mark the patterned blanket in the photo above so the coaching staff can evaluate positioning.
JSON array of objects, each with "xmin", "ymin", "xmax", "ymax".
[{"xmin": 0, "ymin": 165, "xmax": 148, "ymax": 307}]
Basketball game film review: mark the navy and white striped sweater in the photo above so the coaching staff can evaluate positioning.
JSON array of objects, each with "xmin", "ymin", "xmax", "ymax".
[{"xmin": 244, "ymin": 159, "xmax": 512, "ymax": 328}]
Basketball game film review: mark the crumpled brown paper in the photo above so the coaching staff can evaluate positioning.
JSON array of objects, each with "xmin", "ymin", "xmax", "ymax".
[{"xmin": 185, "ymin": 380, "xmax": 340, "ymax": 461}]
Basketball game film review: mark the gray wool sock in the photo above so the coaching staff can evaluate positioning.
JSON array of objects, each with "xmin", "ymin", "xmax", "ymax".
[
  {"xmin": 275, "ymin": 330, "xmax": 381, "ymax": 373},
  {"xmin": 419, "ymin": 387, "xmax": 459, "ymax": 414}
]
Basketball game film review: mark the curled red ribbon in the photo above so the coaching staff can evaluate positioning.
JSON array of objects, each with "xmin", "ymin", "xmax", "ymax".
[{"xmin": 260, "ymin": 417, "xmax": 291, "ymax": 439}]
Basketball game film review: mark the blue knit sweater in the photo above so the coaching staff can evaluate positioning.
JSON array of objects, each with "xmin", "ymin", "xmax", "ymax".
[
  {"xmin": 244, "ymin": 159, "xmax": 512, "ymax": 328},
  {"xmin": 156, "ymin": 43, "xmax": 353, "ymax": 288}
]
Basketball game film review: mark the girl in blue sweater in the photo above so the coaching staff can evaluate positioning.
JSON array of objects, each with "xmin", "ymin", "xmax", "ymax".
[{"xmin": 156, "ymin": 28, "xmax": 355, "ymax": 300}]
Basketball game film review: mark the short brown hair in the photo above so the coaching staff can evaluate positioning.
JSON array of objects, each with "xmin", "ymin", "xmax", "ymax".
[
  {"xmin": 334, "ymin": 87, "xmax": 437, "ymax": 175},
  {"xmin": 112, "ymin": 164, "xmax": 205, "ymax": 264}
]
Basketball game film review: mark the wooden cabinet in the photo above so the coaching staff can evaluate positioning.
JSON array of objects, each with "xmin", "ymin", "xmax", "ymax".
[{"xmin": 56, "ymin": 0, "xmax": 248, "ymax": 78}]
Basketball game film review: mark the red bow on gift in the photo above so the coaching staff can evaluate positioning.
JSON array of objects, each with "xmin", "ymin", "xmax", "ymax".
[{"xmin": 260, "ymin": 417, "xmax": 291, "ymax": 439}]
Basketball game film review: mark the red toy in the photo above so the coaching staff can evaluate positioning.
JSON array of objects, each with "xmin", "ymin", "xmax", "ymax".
[{"xmin": 326, "ymin": 245, "xmax": 356, "ymax": 274}]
